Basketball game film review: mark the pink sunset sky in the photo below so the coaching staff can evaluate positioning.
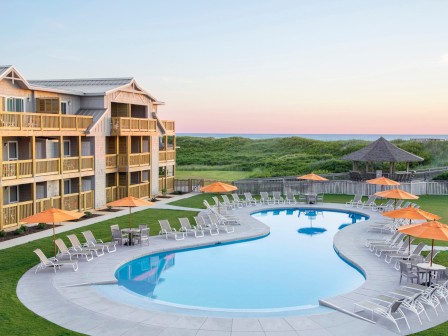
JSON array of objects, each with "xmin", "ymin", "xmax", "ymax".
[{"xmin": 2, "ymin": 1, "xmax": 448, "ymax": 134}]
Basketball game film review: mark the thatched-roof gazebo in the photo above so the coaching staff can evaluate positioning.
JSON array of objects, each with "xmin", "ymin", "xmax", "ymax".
[{"xmin": 342, "ymin": 137, "xmax": 424, "ymax": 178}]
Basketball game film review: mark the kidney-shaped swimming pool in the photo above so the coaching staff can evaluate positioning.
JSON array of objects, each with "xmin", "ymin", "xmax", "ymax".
[{"xmin": 106, "ymin": 208, "xmax": 368, "ymax": 317}]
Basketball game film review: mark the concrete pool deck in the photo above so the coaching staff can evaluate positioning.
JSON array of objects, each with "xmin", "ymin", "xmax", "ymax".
[{"xmin": 16, "ymin": 197, "xmax": 448, "ymax": 335}]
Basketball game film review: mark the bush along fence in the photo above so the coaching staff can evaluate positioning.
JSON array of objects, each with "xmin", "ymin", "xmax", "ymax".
[{"xmin": 175, "ymin": 178, "xmax": 448, "ymax": 196}]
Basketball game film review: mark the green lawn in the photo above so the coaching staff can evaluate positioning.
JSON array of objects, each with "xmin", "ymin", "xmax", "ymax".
[
  {"xmin": 0, "ymin": 208, "xmax": 198, "ymax": 336},
  {"xmin": 175, "ymin": 170, "xmax": 252, "ymax": 181}
]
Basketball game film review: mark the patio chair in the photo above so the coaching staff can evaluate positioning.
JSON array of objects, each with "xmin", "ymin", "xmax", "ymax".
[
  {"xmin": 354, "ymin": 298, "xmax": 410, "ymax": 332},
  {"xmin": 316, "ymin": 193, "xmax": 324, "ymax": 203},
  {"xmin": 136, "ymin": 228, "xmax": 150, "ymax": 246},
  {"xmin": 82, "ymin": 230, "xmax": 117, "ymax": 253},
  {"xmin": 194, "ymin": 216, "xmax": 219, "ymax": 235},
  {"xmin": 244, "ymin": 192, "xmax": 259, "ymax": 206},
  {"xmin": 360, "ymin": 195, "xmax": 378, "ymax": 209},
  {"xmin": 374, "ymin": 292, "xmax": 429, "ymax": 325},
  {"xmin": 55, "ymin": 238, "xmax": 93, "ymax": 261},
  {"xmin": 375, "ymin": 237, "xmax": 413, "ymax": 257},
  {"xmin": 179, "ymin": 217, "xmax": 204, "ymax": 238},
  {"xmin": 221, "ymin": 194, "xmax": 236, "ymax": 209},
  {"xmin": 297, "ymin": 194, "xmax": 306, "ymax": 203},
  {"xmin": 399, "ymin": 261, "xmax": 420, "ymax": 284},
  {"xmin": 346, "ymin": 194, "xmax": 362, "ymax": 207},
  {"xmin": 373, "ymin": 199, "xmax": 395, "ymax": 212},
  {"xmin": 158, "ymin": 220, "xmax": 185, "ymax": 240},
  {"xmin": 34, "ymin": 248, "xmax": 78, "ymax": 273},
  {"xmin": 208, "ymin": 213, "xmax": 235, "ymax": 233},
  {"xmin": 368, "ymin": 232, "xmax": 405, "ymax": 252},
  {"xmin": 111, "ymin": 227, "xmax": 129, "ymax": 246},
  {"xmin": 272, "ymin": 191, "xmax": 285, "ymax": 204},
  {"xmin": 385, "ymin": 242, "xmax": 426, "ymax": 266},
  {"xmin": 394, "ymin": 200, "xmax": 404, "ymax": 209},
  {"xmin": 365, "ymin": 231, "xmax": 400, "ymax": 248},
  {"xmin": 260, "ymin": 192, "xmax": 273, "ymax": 205},
  {"xmin": 285, "ymin": 192, "xmax": 296, "ymax": 204},
  {"xmin": 231, "ymin": 193, "xmax": 244, "ymax": 208},
  {"xmin": 67, "ymin": 234, "xmax": 105, "ymax": 257}
]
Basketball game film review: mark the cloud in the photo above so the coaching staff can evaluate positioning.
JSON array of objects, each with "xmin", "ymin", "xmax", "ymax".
[{"xmin": 440, "ymin": 53, "xmax": 448, "ymax": 65}]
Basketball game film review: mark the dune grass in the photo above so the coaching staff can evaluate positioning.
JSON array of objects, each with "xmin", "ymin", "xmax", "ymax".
[
  {"xmin": 175, "ymin": 170, "xmax": 252, "ymax": 181},
  {"xmin": 0, "ymin": 208, "xmax": 198, "ymax": 336}
]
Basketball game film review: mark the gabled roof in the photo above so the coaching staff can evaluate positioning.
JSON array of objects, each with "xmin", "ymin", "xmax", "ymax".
[
  {"xmin": 341, "ymin": 137, "xmax": 424, "ymax": 163},
  {"xmin": 0, "ymin": 65, "xmax": 12, "ymax": 77},
  {"xmin": 28, "ymin": 78, "xmax": 134, "ymax": 95}
]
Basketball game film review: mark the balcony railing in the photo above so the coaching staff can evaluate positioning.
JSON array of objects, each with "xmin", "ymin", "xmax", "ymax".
[
  {"xmin": 106, "ymin": 154, "xmax": 117, "ymax": 168},
  {"xmin": 106, "ymin": 186, "xmax": 118, "ymax": 202},
  {"xmin": 36, "ymin": 158, "xmax": 59, "ymax": 176},
  {"xmin": 36, "ymin": 196, "xmax": 62, "ymax": 213},
  {"xmin": 117, "ymin": 153, "xmax": 151, "ymax": 168},
  {"xmin": 81, "ymin": 156, "xmax": 94, "ymax": 171},
  {"xmin": 2, "ymin": 160, "xmax": 33, "ymax": 179},
  {"xmin": 62, "ymin": 157, "xmax": 79, "ymax": 173},
  {"xmin": 161, "ymin": 120, "xmax": 175, "ymax": 132},
  {"xmin": 0, "ymin": 112, "xmax": 92, "ymax": 132},
  {"xmin": 159, "ymin": 150, "xmax": 175, "ymax": 162},
  {"xmin": 2, "ymin": 201, "xmax": 33, "ymax": 227},
  {"xmin": 158, "ymin": 176, "xmax": 175, "ymax": 193},
  {"xmin": 61, "ymin": 190, "xmax": 94, "ymax": 211},
  {"xmin": 117, "ymin": 182, "xmax": 150, "ymax": 199},
  {"xmin": 111, "ymin": 117, "xmax": 157, "ymax": 135}
]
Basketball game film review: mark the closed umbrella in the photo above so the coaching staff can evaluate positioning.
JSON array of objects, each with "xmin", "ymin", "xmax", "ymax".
[
  {"xmin": 399, "ymin": 220, "xmax": 448, "ymax": 266},
  {"xmin": 200, "ymin": 182, "xmax": 237, "ymax": 212},
  {"xmin": 107, "ymin": 196, "xmax": 154, "ymax": 230},
  {"xmin": 22, "ymin": 208, "xmax": 84, "ymax": 257}
]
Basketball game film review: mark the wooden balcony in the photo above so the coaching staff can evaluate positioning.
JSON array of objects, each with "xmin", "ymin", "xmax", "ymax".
[
  {"xmin": 106, "ymin": 154, "xmax": 117, "ymax": 169},
  {"xmin": 106, "ymin": 186, "xmax": 118, "ymax": 202},
  {"xmin": 36, "ymin": 158, "xmax": 59, "ymax": 176},
  {"xmin": 117, "ymin": 182, "xmax": 150, "ymax": 199},
  {"xmin": 158, "ymin": 176, "xmax": 175, "ymax": 193},
  {"xmin": 62, "ymin": 157, "xmax": 79, "ymax": 173},
  {"xmin": 2, "ymin": 160, "xmax": 33, "ymax": 180},
  {"xmin": 159, "ymin": 150, "xmax": 176, "ymax": 162},
  {"xmin": 61, "ymin": 190, "xmax": 94, "ymax": 211},
  {"xmin": 118, "ymin": 153, "xmax": 151, "ymax": 168},
  {"xmin": 81, "ymin": 156, "xmax": 94, "ymax": 171},
  {"xmin": 111, "ymin": 117, "xmax": 157, "ymax": 136},
  {"xmin": 36, "ymin": 196, "xmax": 62, "ymax": 213},
  {"xmin": 2, "ymin": 201, "xmax": 33, "ymax": 227},
  {"xmin": 0, "ymin": 112, "xmax": 93, "ymax": 135},
  {"xmin": 161, "ymin": 120, "xmax": 175, "ymax": 134}
]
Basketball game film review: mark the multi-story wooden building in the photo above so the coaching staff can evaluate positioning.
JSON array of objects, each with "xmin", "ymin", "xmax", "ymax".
[{"xmin": 0, "ymin": 65, "xmax": 175, "ymax": 230}]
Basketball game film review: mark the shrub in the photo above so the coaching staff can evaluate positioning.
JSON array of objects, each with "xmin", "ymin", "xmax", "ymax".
[
  {"xmin": 0, "ymin": 230, "xmax": 5, "ymax": 237},
  {"xmin": 20, "ymin": 225, "xmax": 29, "ymax": 232},
  {"xmin": 107, "ymin": 205, "xmax": 112, "ymax": 211},
  {"xmin": 14, "ymin": 228, "xmax": 24, "ymax": 235},
  {"xmin": 37, "ymin": 223, "xmax": 46, "ymax": 230},
  {"xmin": 150, "ymin": 197, "xmax": 158, "ymax": 202},
  {"xmin": 433, "ymin": 172, "xmax": 448, "ymax": 181},
  {"xmin": 84, "ymin": 211, "xmax": 93, "ymax": 218},
  {"xmin": 161, "ymin": 188, "xmax": 167, "ymax": 196}
]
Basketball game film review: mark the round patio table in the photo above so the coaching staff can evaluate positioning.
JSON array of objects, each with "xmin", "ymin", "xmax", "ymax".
[
  {"xmin": 121, "ymin": 228, "xmax": 140, "ymax": 246},
  {"xmin": 304, "ymin": 193, "xmax": 317, "ymax": 204},
  {"xmin": 417, "ymin": 262, "xmax": 446, "ymax": 285}
]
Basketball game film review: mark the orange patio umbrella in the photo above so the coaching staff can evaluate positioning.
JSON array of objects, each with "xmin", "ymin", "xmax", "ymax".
[
  {"xmin": 366, "ymin": 177, "xmax": 400, "ymax": 189},
  {"xmin": 22, "ymin": 208, "xmax": 84, "ymax": 257},
  {"xmin": 374, "ymin": 188, "xmax": 418, "ymax": 209},
  {"xmin": 107, "ymin": 196, "xmax": 154, "ymax": 230},
  {"xmin": 399, "ymin": 220, "xmax": 448, "ymax": 266},
  {"xmin": 383, "ymin": 207, "xmax": 441, "ymax": 255},
  {"xmin": 200, "ymin": 182, "xmax": 238, "ymax": 212},
  {"xmin": 297, "ymin": 173, "xmax": 328, "ymax": 195}
]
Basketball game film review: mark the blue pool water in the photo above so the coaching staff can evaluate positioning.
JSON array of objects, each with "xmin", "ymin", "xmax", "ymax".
[{"xmin": 106, "ymin": 208, "xmax": 368, "ymax": 316}]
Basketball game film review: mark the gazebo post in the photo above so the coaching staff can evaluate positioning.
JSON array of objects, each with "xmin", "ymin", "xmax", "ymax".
[{"xmin": 406, "ymin": 162, "xmax": 410, "ymax": 172}]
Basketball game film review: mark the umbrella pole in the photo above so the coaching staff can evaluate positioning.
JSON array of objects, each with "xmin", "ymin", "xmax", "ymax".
[
  {"xmin": 430, "ymin": 239, "xmax": 434, "ymax": 267},
  {"xmin": 408, "ymin": 235, "xmax": 411, "ymax": 255},
  {"xmin": 53, "ymin": 222, "xmax": 56, "ymax": 257},
  {"xmin": 129, "ymin": 207, "xmax": 132, "ymax": 230}
]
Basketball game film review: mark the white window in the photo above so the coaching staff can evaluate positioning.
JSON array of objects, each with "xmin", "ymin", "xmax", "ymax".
[
  {"xmin": 6, "ymin": 97, "xmax": 24, "ymax": 112},
  {"xmin": 7, "ymin": 141, "xmax": 18, "ymax": 161},
  {"xmin": 63, "ymin": 140, "xmax": 71, "ymax": 157},
  {"xmin": 63, "ymin": 179, "xmax": 71, "ymax": 195},
  {"xmin": 9, "ymin": 186, "xmax": 19, "ymax": 203},
  {"xmin": 61, "ymin": 101, "xmax": 68, "ymax": 115}
]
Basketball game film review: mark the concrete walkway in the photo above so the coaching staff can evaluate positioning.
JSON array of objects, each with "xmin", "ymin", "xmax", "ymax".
[{"xmin": 15, "ymin": 197, "xmax": 448, "ymax": 335}]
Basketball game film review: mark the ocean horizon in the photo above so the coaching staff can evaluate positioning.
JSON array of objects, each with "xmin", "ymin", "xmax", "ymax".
[{"xmin": 177, "ymin": 133, "xmax": 448, "ymax": 141}]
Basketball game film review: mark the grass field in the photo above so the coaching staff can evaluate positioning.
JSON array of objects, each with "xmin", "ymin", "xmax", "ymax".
[
  {"xmin": 175, "ymin": 170, "xmax": 252, "ymax": 181},
  {"xmin": 0, "ymin": 208, "xmax": 198, "ymax": 336}
]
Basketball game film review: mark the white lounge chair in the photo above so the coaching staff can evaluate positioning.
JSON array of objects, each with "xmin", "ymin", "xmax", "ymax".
[
  {"xmin": 158, "ymin": 220, "xmax": 185, "ymax": 240},
  {"xmin": 55, "ymin": 238, "xmax": 93, "ymax": 261},
  {"xmin": 207, "ymin": 213, "xmax": 235, "ymax": 233},
  {"xmin": 67, "ymin": 234, "xmax": 105, "ymax": 257},
  {"xmin": 346, "ymin": 194, "xmax": 362, "ymax": 207},
  {"xmin": 231, "ymin": 193, "xmax": 244, "ymax": 208},
  {"xmin": 354, "ymin": 298, "xmax": 410, "ymax": 332},
  {"xmin": 179, "ymin": 217, "xmax": 204, "ymax": 237},
  {"xmin": 360, "ymin": 195, "xmax": 378, "ymax": 209},
  {"xmin": 221, "ymin": 194, "xmax": 236, "ymax": 209},
  {"xmin": 244, "ymin": 192, "xmax": 259, "ymax": 206},
  {"xmin": 285, "ymin": 192, "xmax": 296, "ymax": 204},
  {"xmin": 260, "ymin": 192, "xmax": 273, "ymax": 205},
  {"xmin": 272, "ymin": 191, "xmax": 285, "ymax": 204},
  {"xmin": 82, "ymin": 230, "xmax": 117, "ymax": 253},
  {"xmin": 34, "ymin": 248, "xmax": 78, "ymax": 273},
  {"xmin": 194, "ymin": 216, "xmax": 219, "ymax": 235},
  {"xmin": 373, "ymin": 199, "xmax": 394, "ymax": 212}
]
